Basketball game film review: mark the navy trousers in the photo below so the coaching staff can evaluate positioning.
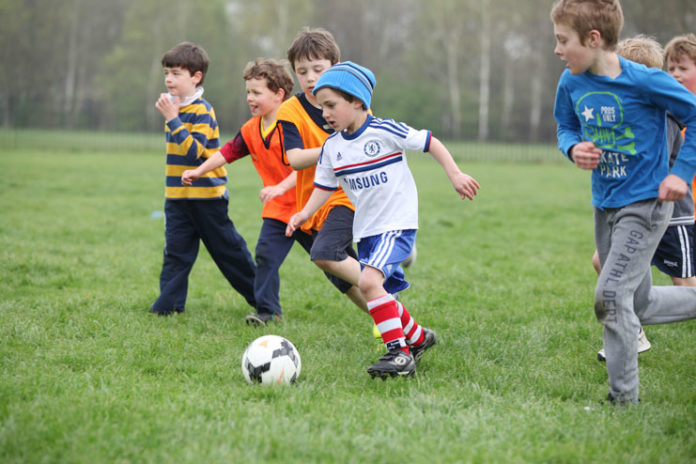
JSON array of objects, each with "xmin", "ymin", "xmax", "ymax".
[
  {"xmin": 151, "ymin": 199, "xmax": 257, "ymax": 314},
  {"xmin": 254, "ymin": 218, "xmax": 314, "ymax": 316}
]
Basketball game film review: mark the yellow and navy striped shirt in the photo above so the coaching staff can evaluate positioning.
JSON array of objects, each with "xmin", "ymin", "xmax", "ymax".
[{"xmin": 163, "ymin": 97, "xmax": 227, "ymax": 199}]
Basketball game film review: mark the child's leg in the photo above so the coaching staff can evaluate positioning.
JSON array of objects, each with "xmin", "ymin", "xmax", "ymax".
[
  {"xmin": 194, "ymin": 199, "xmax": 257, "ymax": 309},
  {"xmin": 594, "ymin": 200, "xmax": 670, "ymax": 402},
  {"xmin": 151, "ymin": 200, "xmax": 200, "ymax": 314},
  {"xmin": 366, "ymin": 291, "xmax": 409, "ymax": 354},
  {"xmin": 253, "ymin": 218, "xmax": 297, "ymax": 316},
  {"xmin": 309, "ymin": 205, "xmax": 360, "ymax": 281},
  {"xmin": 396, "ymin": 301, "xmax": 425, "ymax": 346},
  {"xmin": 309, "ymin": 205, "xmax": 368, "ymax": 312},
  {"xmin": 358, "ymin": 231, "xmax": 424, "ymax": 353},
  {"xmin": 652, "ymin": 224, "xmax": 696, "ymax": 286}
]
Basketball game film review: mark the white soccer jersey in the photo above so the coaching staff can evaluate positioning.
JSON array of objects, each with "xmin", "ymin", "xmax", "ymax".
[{"xmin": 314, "ymin": 115, "xmax": 431, "ymax": 241}]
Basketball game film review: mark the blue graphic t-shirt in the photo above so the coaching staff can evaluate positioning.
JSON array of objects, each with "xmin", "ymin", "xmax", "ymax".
[{"xmin": 554, "ymin": 56, "xmax": 696, "ymax": 209}]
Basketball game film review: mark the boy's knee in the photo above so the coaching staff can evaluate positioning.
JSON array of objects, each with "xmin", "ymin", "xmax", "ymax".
[
  {"xmin": 357, "ymin": 276, "xmax": 377, "ymax": 296},
  {"xmin": 594, "ymin": 280, "xmax": 619, "ymax": 324}
]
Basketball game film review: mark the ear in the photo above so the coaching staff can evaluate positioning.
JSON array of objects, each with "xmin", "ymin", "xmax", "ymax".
[
  {"xmin": 275, "ymin": 88, "xmax": 286, "ymax": 101},
  {"xmin": 587, "ymin": 29, "xmax": 602, "ymax": 48},
  {"xmin": 192, "ymin": 70, "xmax": 203, "ymax": 85}
]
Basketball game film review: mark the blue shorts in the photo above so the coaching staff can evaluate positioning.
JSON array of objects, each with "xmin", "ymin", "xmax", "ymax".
[
  {"xmin": 651, "ymin": 224, "xmax": 695, "ymax": 278},
  {"xmin": 357, "ymin": 229, "xmax": 417, "ymax": 294}
]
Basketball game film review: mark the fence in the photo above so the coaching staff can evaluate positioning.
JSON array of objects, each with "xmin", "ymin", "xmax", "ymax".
[{"xmin": 0, "ymin": 128, "xmax": 564, "ymax": 164}]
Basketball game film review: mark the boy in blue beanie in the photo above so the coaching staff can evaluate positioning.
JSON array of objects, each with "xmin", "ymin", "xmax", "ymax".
[{"xmin": 286, "ymin": 61, "xmax": 480, "ymax": 378}]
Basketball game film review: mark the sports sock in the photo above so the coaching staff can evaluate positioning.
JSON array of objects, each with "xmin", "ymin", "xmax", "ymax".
[
  {"xmin": 397, "ymin": 301, "xmax": 425, "ymax": 346},
  {"xmin": 368, "ymin": 295, "xmax": 409, "ymax": 354}
]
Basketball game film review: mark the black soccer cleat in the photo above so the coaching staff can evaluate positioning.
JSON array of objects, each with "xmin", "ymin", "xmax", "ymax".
[
  {"xmin": 245, "ymin": 312, "xmax": 281, "ymax": 326},
  {"xmin": 409, "ymin": 327, "xmax": 437, "ymax": 364},
  {"xmin": 367, "ymin": 349, "xmax": 415, "ymax": 380}
]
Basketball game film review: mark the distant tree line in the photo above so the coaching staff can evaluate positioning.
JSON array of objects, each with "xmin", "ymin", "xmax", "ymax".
[{"xmin": 1, "ymin": 0, "xmax": 693, "ymax": 142}]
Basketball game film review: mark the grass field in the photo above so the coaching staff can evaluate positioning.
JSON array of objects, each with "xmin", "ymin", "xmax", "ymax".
[{"xmin": 1, "ymin": 136, "xmax": 695, "ymax": 463}]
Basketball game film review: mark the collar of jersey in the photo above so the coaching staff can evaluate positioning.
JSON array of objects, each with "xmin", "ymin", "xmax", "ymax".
[{"xmin": 341, "ymin": 114, "xmax": 374, "ymax": 141}]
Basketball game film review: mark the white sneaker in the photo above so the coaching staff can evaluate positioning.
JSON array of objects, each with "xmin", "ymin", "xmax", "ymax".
[
  {"xmin": 637, "ymin": 327, "xmax": 651, "ymax": 354},
  {"xmin": 597, "ymin": 328, "xmax": 651, "ymax": 362}
]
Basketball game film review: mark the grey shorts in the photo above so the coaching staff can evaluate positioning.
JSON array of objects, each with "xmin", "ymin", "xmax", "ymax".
[
  {"xmin": 310, "ymin": 205, "xmax": 358, "ymax": 294},
  {"xmin": 310, "ymin": 205, "xmax": 358, "ymax": 262}
]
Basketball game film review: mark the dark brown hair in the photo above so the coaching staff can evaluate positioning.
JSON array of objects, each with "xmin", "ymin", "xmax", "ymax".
[
  {"xmin": 161, "ymin": 42, "xmax": 209, "ymax": 85},
  {"xmin": 286, "ymin": 27, "xmax": 340, "ymax": 71}
]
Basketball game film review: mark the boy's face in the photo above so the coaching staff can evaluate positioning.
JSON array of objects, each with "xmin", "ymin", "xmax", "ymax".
[
  {"xmin": 667, "ymin": 55, "xmax": 696, "ymax": 94},
  {"xmin": 316, "ymin": 87, "xmax": 364, "ymax": 134},
  {"xmin": 293, "ymin": 57, "xmax": 333, "ymax": 106},
  {"xmin": 553, "ymin": 23, "xmax": 595, "ymax": 75},
  {"xmin": 245, "ymin": 77, "xmax": 283, "ymax": 119},
  {"xmin": 163, "ymin": 66, "xmax": 201, "ymax": 98}
]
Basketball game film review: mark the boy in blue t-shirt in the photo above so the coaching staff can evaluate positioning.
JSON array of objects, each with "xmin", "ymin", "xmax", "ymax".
[{"xmin": 551, "ymin": 0, "xmax": 696, "ymax": 405}]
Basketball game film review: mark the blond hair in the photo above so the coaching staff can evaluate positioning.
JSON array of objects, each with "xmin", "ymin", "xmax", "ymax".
[
  {"xmin": 664, "ymin": 33, "xmax": 696, "ymax": 65},
  {"xmin": 550, "ymin": 0, "xmax": 623, "ymax": 49},
  {"xmin": 616, "ymin": 35, "xmax": 663, "ymax": 69}
]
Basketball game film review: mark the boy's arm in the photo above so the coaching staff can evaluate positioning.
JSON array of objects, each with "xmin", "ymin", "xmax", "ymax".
[
  {"xmin": 182, "ymin": 131, "xmax": 250, "ymax": 186},
  {"xmin": 276, "ymin": 119, "xmax": 322, "ymax": 169},
  {"xmin": 552, "ymin": 76, "xmax": 603, "ymax": 170},
  {"xmin": 428, "ymin": 136, "xmax": 480, "ymax": 200},
  {"xmin": 285, "ymin": 187, "xmax": 332, "ymax": 236},
  {"xmin": 181, "ymin": 151, "xmax": 226, "ymax": 186},
  {"xmin": 650, "ymin": 73, "xmax": 696, "ymax": 199},
  {"xmin": 285, "ymin": 147, "xmax": 322, "ymax": 170},
  {"xmin": 260, "ymin": 171, "xmax": 297, "ymax": 203},
  {"xmin": 155, "ymin": 92, "xmax": 215, "ymax": 162},
  {"xmin": 155, "ymin": 93, "xmax": 179, "ymax": 121},
  {"xmin": 569, "ymin": 142, "xmax": 602, "ymax": 170}
]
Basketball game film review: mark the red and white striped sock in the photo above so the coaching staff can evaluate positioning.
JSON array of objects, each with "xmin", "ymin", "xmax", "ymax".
[
  {"xmin": 368, "ymin": 295, "xmax": 409, "ymax": 354},
  {"xmin": 397, "ymin": 301, "xmax": 425, "ymax": 346}
]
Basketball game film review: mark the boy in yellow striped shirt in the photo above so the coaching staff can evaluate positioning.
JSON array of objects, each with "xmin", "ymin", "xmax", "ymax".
[{"xmin": 150, "ymin": 42, "xmax": 257, "ymax": 316}]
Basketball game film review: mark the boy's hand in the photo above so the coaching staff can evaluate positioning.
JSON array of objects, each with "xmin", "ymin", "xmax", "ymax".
[
  {"xmin": 260, "ymin": 185, "xmax": 285, "ymax": 203},
  {"xmin": 181, "ymin": 169, "xmax": 200, "ymax": 186},
  {"xmin": 155, "ymin": 93, "xmax": 179, "ymax": 121},
  {"xmin": 570, "ymin": 141, "xmax": 602, "ymax": 170},
  {"xmin": 658, "ymin": 174, "xmax": 688, "ymax": 202},
  {"xmin": 450, "ymin": 172, "xmax": 481, "ymax": 200},
  {"xmin": 285, "ymin": 211, "xmax": 309, "ymax": 237}
]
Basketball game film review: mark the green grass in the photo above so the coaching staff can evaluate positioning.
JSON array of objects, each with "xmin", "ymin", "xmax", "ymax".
[{"xmin": 1, "ymin": 138, "xmax": 695, "ymax": 463}]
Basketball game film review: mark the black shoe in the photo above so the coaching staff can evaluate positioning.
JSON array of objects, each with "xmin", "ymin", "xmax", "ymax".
[
  {"xmin": 410, "ymin": 327, "xmax": 437, "ymax": 363},
  {"xmin": 367, "ymin": 349, "xmax": 415, "ymax": 379},
  {"xmin": 245, "ymin": 312, "xmax": 281, "ymax": 326},
  {"xmin": 604, "ymin": 392, "xmax": 640, "ymax": 407},
  {"xmin": 149, "ymin": 307, "xmax": 184, "ymax": 316}
]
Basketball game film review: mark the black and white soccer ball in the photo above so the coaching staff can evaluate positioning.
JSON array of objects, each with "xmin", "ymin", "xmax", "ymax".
[
  {"xmin": 241, "ymin": 335, "xmax": 302, "ymax": 385},
  {"xmin": 402, "ymin": 244, "xmax": 417, "ymax": 268}
]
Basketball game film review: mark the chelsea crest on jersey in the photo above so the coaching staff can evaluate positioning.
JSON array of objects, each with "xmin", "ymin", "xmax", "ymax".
[{"xmin": 313, "ymin": 115, "xmax": 432, "ymax": 241}]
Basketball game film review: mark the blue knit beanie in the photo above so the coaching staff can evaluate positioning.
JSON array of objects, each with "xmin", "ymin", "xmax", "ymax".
[{"xmin": 313, "ymin": 61, "xmax": 376, "ymax": 108}]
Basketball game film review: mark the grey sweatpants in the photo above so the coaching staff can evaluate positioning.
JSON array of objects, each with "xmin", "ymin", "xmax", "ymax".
[{"xmin": 594, "ymin": 198, "xmax": 696, "ymax": 403}]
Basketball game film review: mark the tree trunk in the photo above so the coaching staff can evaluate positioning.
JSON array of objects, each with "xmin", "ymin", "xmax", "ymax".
[
  {"xmin": 478, "ymin": 0, "xmax": 490, "ymax": 142},
  {"xmin": 64, "ymin": 6, "xmax": 79, "ymax": 128},
  {"xmin": 446, "ymin": 27, "xmax": 462, "ymax": 139}
]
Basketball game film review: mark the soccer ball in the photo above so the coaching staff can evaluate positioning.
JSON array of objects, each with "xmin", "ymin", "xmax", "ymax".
[
  {"xmin": 402, "ymin": 244, "xmax": 417, "ymax": 268},
  {"xmin": 241, "ymin": 335, "xmax": 301, "ymax": 385}
]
